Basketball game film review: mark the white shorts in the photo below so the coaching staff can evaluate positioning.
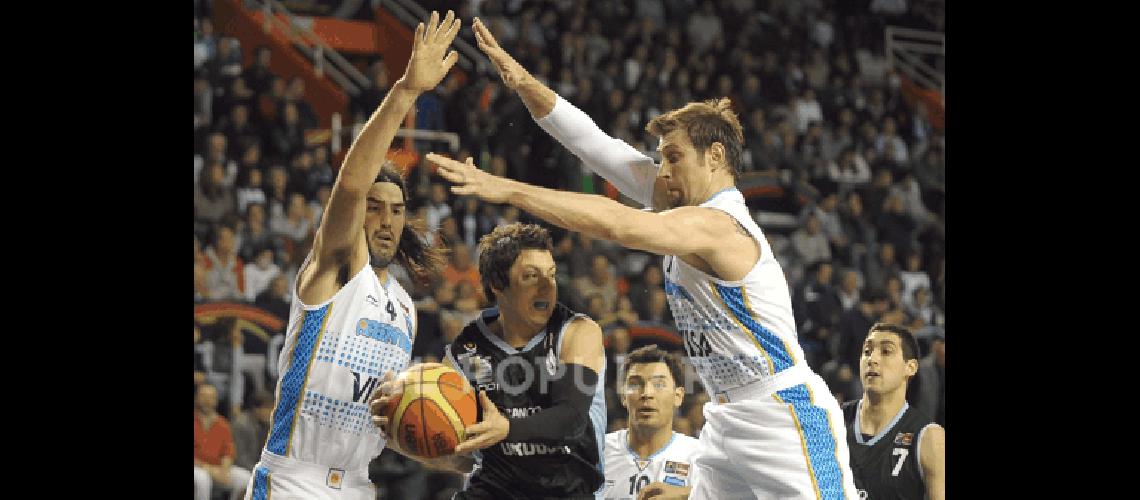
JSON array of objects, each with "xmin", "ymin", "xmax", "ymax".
[
  {"xmin": 690, "ymin": 365, "xmax": 858, "ymax": 500},
  {"xmin": 244, "ymin": 450, "xmax": 376, "ymax": 500}
]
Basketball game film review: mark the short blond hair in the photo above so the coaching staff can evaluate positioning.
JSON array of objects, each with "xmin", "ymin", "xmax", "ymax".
[{"xmin": 646, "ymin": 97, "xmax": 745, "ymax": 177}]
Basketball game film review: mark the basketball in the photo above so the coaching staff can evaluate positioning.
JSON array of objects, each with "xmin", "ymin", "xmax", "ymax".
[{"xmin": 383, "ymin": 363, "xmax": 478, "ymax": 459}]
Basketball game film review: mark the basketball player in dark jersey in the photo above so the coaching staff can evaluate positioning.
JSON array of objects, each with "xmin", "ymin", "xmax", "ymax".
[
  {"xmin": 841, "ymin": 323, "xmax": 944, "ymax": 500},
  {"xmin": 370, "ymin": 223, "xmax": 607, "ymax": 499}
]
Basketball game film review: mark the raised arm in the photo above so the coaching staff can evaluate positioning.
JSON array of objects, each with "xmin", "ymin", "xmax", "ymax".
[
  {"xmin": 427, "ymin": 154, "xmax": 741, "ymax": 261},
  {"xmin": 472, "ymin": 18, "xmax": 659, "ymax": 207},
  {"xmin": 298, "ymin": 11, "xmax": 460, "ymax": 304}
]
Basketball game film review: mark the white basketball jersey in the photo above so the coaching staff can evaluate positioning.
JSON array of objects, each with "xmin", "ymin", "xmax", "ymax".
[
  {"xmin": 663, "ymin": 188, "xmax": 807, "ymax": 396},
  {"xmin": 263, "ymin": 256, "xmax": 416, "ymax": 471},
  {"xmin": 602, "ymin": 430, "xmax": 701, "ymax": 499}
]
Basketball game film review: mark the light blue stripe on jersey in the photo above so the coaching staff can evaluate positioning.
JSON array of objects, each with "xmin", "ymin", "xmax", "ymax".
[
  {"xmin": 590, "ymin": 361, "xmax": 608, "ymax": 498},
  {"xmin": 266, "ymin": 304, "xmax": 330, "ymax": 455},
  {"xmin": 251, "ymin": 466, "xmax": 270, "ymax": 500},
  {"xmin": 777, "ymin": 384, "xmax": 846, "ymax": 500},
  {"xmin": 714, "ymin": 284, "xmax": 794, "ymax": 372}
]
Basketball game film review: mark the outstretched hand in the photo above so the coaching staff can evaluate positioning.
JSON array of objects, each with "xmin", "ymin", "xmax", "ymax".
[
  {"xmin": 452, "ymin": 391, "xmax": 510, "ymax": 455},
  {"xmin": 426, "ymin": 153, "xmax": 515, "ymax": 203},
  {"xmin": 472, "ymin": 17, "xmax": 532, "ymax": 91},
  {"xmin": 401, "ymin": 10, "xmax": 462, "ymax": 92}
]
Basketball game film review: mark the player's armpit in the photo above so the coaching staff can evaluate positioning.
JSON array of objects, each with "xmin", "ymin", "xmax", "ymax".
[{"xmin": 919, "ymin": 424, "xmax": 945, "ymax": 500}]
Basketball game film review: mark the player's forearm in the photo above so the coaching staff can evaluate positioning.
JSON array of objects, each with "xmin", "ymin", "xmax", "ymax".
[
  {"xmin": 336, "ymin": 80, "xmax": 421, "ymax": 192},
  {"xmin": 515, "ymin": 75, "xmax": 557, "ymax": 119},
  {"xmin": 505, "ymin": 181, "xmax": 653, "ymax": 251},
  {"xmin": 533, "ymin": 95, "xmax": 658, "ymax": 206},
  {"xmin": 419, "ymin": 453, "xmax": 475, "ymax": 474}
]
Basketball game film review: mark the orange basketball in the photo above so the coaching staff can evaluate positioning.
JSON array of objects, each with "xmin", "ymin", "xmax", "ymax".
[{"xmin": 383, "ymin": 363, "xmax": 478, "ymax": 459}]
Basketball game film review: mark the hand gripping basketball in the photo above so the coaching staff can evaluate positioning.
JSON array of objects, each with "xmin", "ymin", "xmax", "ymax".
[{"xmin": 370, "ymin": 363, "xmax": 478, "ymax": 459}]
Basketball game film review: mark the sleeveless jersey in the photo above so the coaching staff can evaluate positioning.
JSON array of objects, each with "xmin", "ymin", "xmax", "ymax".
[
  {"xmin": 445, "ymin": 303, "xmax": 606, "ymax": 499},
  {"xmin": 662, "ymin": 188, "xmax": 807, "ymax": 395},
  {"xmin": 842, "ymin": 400, "xmax": 936, "ymax": 500},
  {"xmin": 601, "ymin": 430, "xmax": 701, "ymax": 499},
  {"xmin": 262, "ymin": 257, "xmax": 416, "ymax": 471}
]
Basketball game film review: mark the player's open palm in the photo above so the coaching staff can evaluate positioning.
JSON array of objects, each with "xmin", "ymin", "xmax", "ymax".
[
  {"xmin": 402, "ymin": 10, "xmax": 461, "ymax": 92},
  {"xmin": 472, "ymin": 17, "xmax": 530, "ymax": 91},
  {"xmin": 426, "ymin": 153, "xmax": 514, "ymax": 203},
  {"xmin": 453, "ymin": 391, "xmax": 510, "ymax": 454}
]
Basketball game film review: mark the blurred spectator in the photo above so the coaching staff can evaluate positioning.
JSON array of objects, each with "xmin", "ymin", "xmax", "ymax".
[
  {"xmin": 243, "ymin": 248, "xmax": 281, "ymax": 302},
  {"xmin": 216, "ymin": 103, "xmax": 261, "ymax": 160},
  {"xmin": 905, "ymin": 286, "xmax": 944, "ymax": 330},
  {"xmin": 861, "ymin": 167, "xmax": 893, "ymax": 223},
  {"xmin": 268, "ymin": 102, "xmax": 309, "ymax": 163},
  {"xmin": 442, "ymin": 242, "xmax": 481, "ymax": 292},
  {"xmin": 287, "ymin": 149, "xmax": 320, "ymax": 200},
  {"xmin": 194, "ymin": 17, "xmax": 218, "ymax": 70},
  {"xmin": 898, "ymin": 249, "xmax": 932, "ymax": 301},
  {"xmin": 913, "ymin": 331, "xmax": 945, "ymax": 426},
  {"xmin": 196, "ymin": 160, "xmax": 236, "ymax": 230},
  {"xmin": 843, "ymin": 191, "xmax": 875, "ymax": 269},
  {"xmin": 793, "ymin": 261, "xmax": 842, "ymax": 370},
  {"xmin": 270, "ymin": 193, "xmax": 314, "ymax": 245},
  {"xmin": 837, "ymin": 289, "xmax": 889, "ymax": 371},
  {"xmin": 243, "ymin": 46, "xmax": 274, "ymax": 97},
  {"xmin": 629, "ymin": 263, "xmax": 664, "ymax": 320},
  {"xmin": 836, "ymin": 268, "xmax": 861, "ymax": 312},
  {"xmin": 828, "ymin": 147, "xmax": 871, "ymax": 190},
  {"xmin": 284, "ymin": 77, "xmax": 319, "ymax": 129},
  {"xmin": 875, "ymin": 192, "xmax": 918, "ymax": 254},
  {"xmin": 791, "ymin": 212, "xmax": 831, "ymax": 267},
  {"xmin": 425, "ymin": 183, "xmax": 452, "ymax": 236},
  {"xmin": 573, "ymin": 254, "xmax": 620, "ymax": 312},
  {"xmin": 353, "ymin": 60, "xmax": 391, "ymax": 123},
  {"xmin": 875, "ymin": 116, "xmax": 909, "ymax": 167},
  {"xmin": 913, "ymin": 147, "xmax": 945, "ymax": 217},
  {"xmin": 793, "ymin": 88, "xmax": 824, "ymax": 134},
  {"xmin": 204, "ymin": 224, "xmax": 246, "ymax": 301},
  {"xmin": 686, "ymin": 1, "xmax": 723, "ymax": 54},
  {"xmin": 231, "ymin": 390, "xmax": 273, "ymax": 471},
  {"xmin": 240, "ymin": 203, "xmax": 279, "ymax": 263},
  {"xmin": 194, "ymin": 383, "xmax": 251, "ymax": 500},
  {"xmin": 235, "ymin": 167, "xmax": 266, "ymax": 215},
  {"xmin": 254, "ymin": 274, "xmax": 291, "ymax": 319},
  {"xmin": 641, "ymin": 289, "xmax": 673, "ymax": 326},
  {"xmin": 195, "ymin": 236, "xmax": 211, "ymax": 302}
]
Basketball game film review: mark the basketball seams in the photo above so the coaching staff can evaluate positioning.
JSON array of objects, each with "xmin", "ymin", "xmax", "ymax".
[{"xmin": 386, "ymin": 365, "xmax": 478, "ymax": 459}]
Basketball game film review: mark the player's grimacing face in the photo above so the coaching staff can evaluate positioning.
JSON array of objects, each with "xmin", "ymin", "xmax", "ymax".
[
  {"xmin": 364, "ymin": 182, "xmax": 406, "ymax": 269},
  {"xmin": 656, "ymin": 129, "xmax": 710, "ymax": 208},
  {"xmin": 499, "ymin": 249, "xmax": 558, "ymax": 326},
  {"xmin": 622, "ymin": 362, "xmax": 683, "ymax": 430},
  {"xmin": 859, "ymin": 331, "xmax": 917, "ymax": 395}
]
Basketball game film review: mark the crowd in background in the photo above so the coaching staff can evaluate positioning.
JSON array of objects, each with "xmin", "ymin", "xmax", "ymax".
[{"xmin": 195, "ymin": 1, "xmax": 944, "ymax": 498}]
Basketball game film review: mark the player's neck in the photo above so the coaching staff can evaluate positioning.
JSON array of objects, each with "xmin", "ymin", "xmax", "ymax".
[
  {"xmin": 691, "ymin": 175, "xmax": 736, "ymax": 206},
  {"xmin": 495, "ymin": 312, "xmax": 542, "ymax": 348},
  {"xmin": 860, "ymin": 389, "xmax": 907, "ymax": 434},
  {"xmin": 371, "ymin": 266, "xmax": 390, "ymax": 286},
  {"xmin": 627, "ymin": 425, "xmax": 673, "ymax": 460}
]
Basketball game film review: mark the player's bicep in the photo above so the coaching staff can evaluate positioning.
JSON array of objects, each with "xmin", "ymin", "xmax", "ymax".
[
  {"xmin": 312, "ymin": 183, "xmax": 368, "ymax": 264},
  {"xmin": 558, "ymin": 317, "xmax": 605, "ymax": 373},
  {"xmin": 613, "ymin": 207, "xmax": 727, "ymax": 257}
]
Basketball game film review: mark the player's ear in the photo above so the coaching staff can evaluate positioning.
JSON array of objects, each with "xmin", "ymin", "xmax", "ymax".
[
  {"xmin": 905, "ymin": 359, "xmax": 918, "ymax": 378},
  {"xmin": 673, "ymin": 386, "xmax": 685, "ymax": 409},
  {"xmin": 707, "ymin": 142, "xmax": 725, "ymax": 169}
]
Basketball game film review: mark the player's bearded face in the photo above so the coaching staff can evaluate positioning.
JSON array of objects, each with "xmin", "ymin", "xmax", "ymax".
[
  {"xmin": 859, "ymin": 331, "xmax": 917, "ymax": 395},
  {"xmin": 365, "ymin": 182, "xmax": 407, "ymax": 269},
  {"xmin": 497, "ymin": 249, "xmax": 558, "ymax": 327},
  {"xmin": 622, "ymin": 362, "xmax": 683, "ymax": 430}
]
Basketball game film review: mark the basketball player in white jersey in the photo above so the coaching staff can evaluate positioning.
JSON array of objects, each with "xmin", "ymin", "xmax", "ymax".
[
  {"xmin": 425, "ymin": 18, "xmax": 860, "ymax": 499},
  {"xmin": 241, "ymin": 10, "xmax": 460, "ymax": 500},
  {"xmin": 603, "ymin": 345, "xmax": 700, "ymax": 500}
]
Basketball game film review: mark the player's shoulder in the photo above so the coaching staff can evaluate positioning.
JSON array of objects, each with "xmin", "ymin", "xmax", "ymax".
[
  {"xmin": 669, "ymin": 432, "xmax": 702, "ymax": 455},
  {"xmin": 604, "ymin": 429, "xmax": 625, "ymax": 447}
]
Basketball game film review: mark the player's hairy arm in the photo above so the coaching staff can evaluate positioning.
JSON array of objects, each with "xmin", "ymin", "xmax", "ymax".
[
  {"xmin": 919, "ymin": 424, "xmax": 945, "ymax": 500},
  {"xmin": 301, "ymin": 11, "xmax": 460, "ymax": 300},
  {"xmin": 428, "ymin": 153, "xmax": 731, "ymax": 259}
]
